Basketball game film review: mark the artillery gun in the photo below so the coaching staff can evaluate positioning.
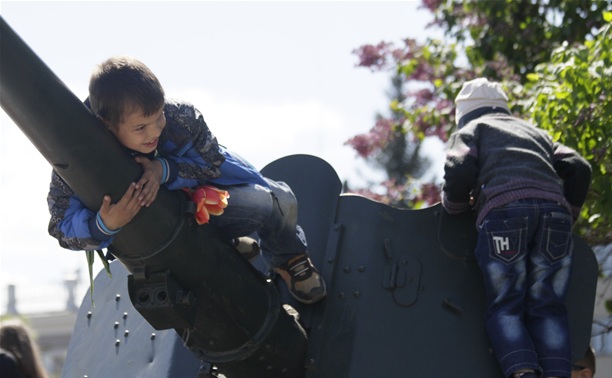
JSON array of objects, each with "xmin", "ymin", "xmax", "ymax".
[{"xmin": 0, "ymin": 16, "xmax": 597, "ymax": 378}]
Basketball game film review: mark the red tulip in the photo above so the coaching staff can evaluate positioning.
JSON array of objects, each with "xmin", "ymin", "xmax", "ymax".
[{"xmin": 184, "ymin": 185, "xmax": 230, "ymax": 224}]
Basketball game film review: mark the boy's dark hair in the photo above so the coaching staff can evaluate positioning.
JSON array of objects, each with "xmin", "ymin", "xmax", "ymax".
[{"xmin": 89, "ymin": 56, "xmax": 165, "ymax": 128}]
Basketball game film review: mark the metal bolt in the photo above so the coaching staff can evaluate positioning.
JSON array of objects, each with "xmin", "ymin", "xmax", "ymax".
[
  {"xmin": 358, "ymin": 266, "xmax": 366, "ymax": 272},
  {"xmin": 123, "ymin": 312, "xmax": 128, "ymax": 319},
  {"xmin": 192, "ymin": 348, "xmax": 204, "ymax": 358},
  {"xmin": 86, "ymin": 311, "xmax": 92, "ymax": 319},
  {"xmin": 354, "ymin": 291, "xmax": 361, "ymax": 298},
  {"xmin": 113, "ymin": 321, "xmax": 119, "ymax": 329},
  {"xmin": 124, "ymin": 330, "xmax": 129, "ymax": 337},
  {"xmin": 115, "ymin": 339, "xmax": 120, "ymax": 346},
  {"xmin": 115, "ymin": 294, "xmax": 121, "ymax": 301},
  {"xmin": 150, "ymin": 333, "xmax": 156, "ymax": 340},
  {"xmin": 343, "ymin": 266, "xmax": 351, "ymax": 273}
]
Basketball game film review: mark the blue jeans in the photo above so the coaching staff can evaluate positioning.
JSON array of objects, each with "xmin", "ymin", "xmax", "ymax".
[
  {"xmin": 475, "ymin": 199, "xmax": 573, "ymax": 378},
  {"xmin": 209, "ymin": 178, "xmax": 308, "ymax": 270}
]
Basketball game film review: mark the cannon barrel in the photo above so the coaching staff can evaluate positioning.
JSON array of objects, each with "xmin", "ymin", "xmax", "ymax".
[{"xmin": 0, "ymin": 16, "xmax": 307, "ymax": 377}]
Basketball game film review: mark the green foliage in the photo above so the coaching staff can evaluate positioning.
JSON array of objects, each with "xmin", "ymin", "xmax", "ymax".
[
  {"xmin": 349, "ymin": 1, "xmax": 612, "ymax": 244},
  {"xmin": 523, "ymin": 20, "xmax": 612, "ymax": 243},
  {"xmin": 85, "ymin": 249, "xmax": 113, "ymax": 306},
  {"xmin": 430, "ymin": 0, "xmax": 611, "ymax": 80},
  {"xmin": 606, "ymin": 299, "xmax": 612, "ymax": 314}
]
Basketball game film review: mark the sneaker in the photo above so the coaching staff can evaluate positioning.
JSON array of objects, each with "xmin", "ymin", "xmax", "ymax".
[
  {"xmin": 232, "ymin": 237, "xmax": 260, "ymax": 262},
  {"xmin": 275, "ymin": 253, "xmax": 327, "ymax": 304}
]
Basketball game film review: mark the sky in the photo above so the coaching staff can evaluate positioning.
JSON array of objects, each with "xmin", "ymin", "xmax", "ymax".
[{"xmin": 0, "ymin": 1, "xmax": 444, "ymax": 313}]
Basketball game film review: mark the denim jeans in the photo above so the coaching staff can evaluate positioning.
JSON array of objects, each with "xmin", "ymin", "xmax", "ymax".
[
  {"xmin": 209, "ymin": 178, "xmax": 308, "ymax": 270},
  {"xmin": 475, "ymin": 199, "xmax": 573, "ymax": 378}
]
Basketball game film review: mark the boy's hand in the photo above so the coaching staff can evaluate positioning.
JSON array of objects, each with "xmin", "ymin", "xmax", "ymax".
[
  {"xmin": 99, "ymin": 182, "xmax": 143, "ymax": 230},
  {"xmin": 134, "ymin": 156, "xmax": 162, "ymax": 207}
]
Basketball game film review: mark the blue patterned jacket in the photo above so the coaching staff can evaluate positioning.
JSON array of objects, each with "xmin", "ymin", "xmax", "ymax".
[{"xmin": 48, "ymin": 99, "xmax": 268, "ymax": 251}]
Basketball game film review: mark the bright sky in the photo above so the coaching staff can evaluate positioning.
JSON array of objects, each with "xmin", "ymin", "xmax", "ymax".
[{"xmin": 0, "ymin": 1, "xmax": 444, "ymax": 312}]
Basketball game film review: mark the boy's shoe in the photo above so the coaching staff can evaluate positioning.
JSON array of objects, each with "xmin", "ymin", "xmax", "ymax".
[
  {"xmin": 232, "ymin": 237, "xmax": 260, "ymax": 262},
  {"xmin": 275, "ymin": 253, "xmax": 327, "ymax": 304}
]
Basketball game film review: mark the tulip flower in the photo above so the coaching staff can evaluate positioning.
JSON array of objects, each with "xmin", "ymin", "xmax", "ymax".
[{"xmin": 184, "ymin": 185, "xmax": 230, "ymax": 224}]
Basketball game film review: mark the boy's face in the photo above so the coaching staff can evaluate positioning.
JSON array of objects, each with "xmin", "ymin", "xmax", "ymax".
[{"xmin": 110, "ymin": 106, "xmax": 166, "ymax": 154}]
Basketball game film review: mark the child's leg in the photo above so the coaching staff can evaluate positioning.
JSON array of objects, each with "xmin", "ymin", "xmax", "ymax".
[
  {"xmin": 256, "ymin": 179, "xmax": 307, "ymax": 268},
  {"xmin": 208, "ymin": 180, "xmax": 307, "ymax": 263},
  {"xmin": 526, "ymin": 201, "xmax": 573, "ymax": 378},
  {"xmin": 209, "ymin": 180, "xmax": 326, "ymax": 304},
  {"xmin": 258, "ymin": 179, "xmax": 326, "ymax": 304},
  {"xmin": 209, "ymin": 183, "xmax": 273, "ymax": 239},
  {"xmin": 475, "ymin": 200, "xmax": 541, "ymax": 378}
]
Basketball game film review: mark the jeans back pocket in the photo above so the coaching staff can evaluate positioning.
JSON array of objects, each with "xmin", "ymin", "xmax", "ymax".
[
  {"xmin": 485, "ymin": 217, "xmax": 528, "ymax": 264},
  {"xmin": 540, "ymin": 212, "xmax": 573, "ymax": 262}
]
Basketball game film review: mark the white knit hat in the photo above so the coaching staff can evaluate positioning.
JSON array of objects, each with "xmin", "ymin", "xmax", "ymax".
[{"xmin": 455, "ymin": 78, "xmax": 510, "ymax": 126}]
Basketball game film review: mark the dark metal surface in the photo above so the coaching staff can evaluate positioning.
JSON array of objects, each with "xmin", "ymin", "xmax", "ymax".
[
  {"xmin": 263, "ymin": 155, "xmax": 597, "ymax": 378},
  {"xmin": 63, "ymin": 262, "xmax": 202, "ymax": 377},
  {"xmin": 1, "ymin": 15, "xmax": 597, "ymax": 378}
]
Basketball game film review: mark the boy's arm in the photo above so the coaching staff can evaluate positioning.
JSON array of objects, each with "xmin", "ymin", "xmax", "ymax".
[
  {"xmin": 48, "ymin": 171, "xmax": 115, "ymax": 251},
  {"xmin": 161, "ymin": 103, "xmax": 225, "ymax": 190},
  {"xmin": 442, "ymin": 130, "xmax": 480, "ymax": 214},
  {"xmin": 553, "ymin": 142, "xmax": 592, "ymax": 220}
]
